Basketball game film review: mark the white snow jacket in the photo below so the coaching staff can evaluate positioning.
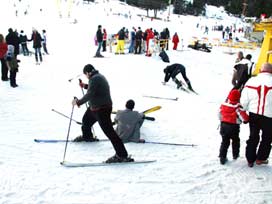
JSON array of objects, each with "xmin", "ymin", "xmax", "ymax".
[{"xmin": 240, "ymin": 72, "xmax": 272, "ymax": 118}]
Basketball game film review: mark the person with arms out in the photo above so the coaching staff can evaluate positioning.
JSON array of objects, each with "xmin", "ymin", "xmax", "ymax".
[
  {"xmin": 163, "ymin": 63, "xmax": 194, "ymax": 92},
  {"xmin": 28, "ymin": 29, "xmax": 43, "ymax": 65},
  {"xmin": 218, "ymin": 89, "xmax": 249, "ymax": 165},
  {"xmin": 72, "ymin": 64, "xmax": 133, "ymax": 163},
  {"xmin": 114, "ymin": 100, "xmax": 145, "ymax": 143},
  {"xmin": 240, "ymin": 63, "xmax": 272, "ymax": 167}
]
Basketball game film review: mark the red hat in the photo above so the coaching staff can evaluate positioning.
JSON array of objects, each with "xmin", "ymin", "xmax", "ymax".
[{"xmin": 228, "ymin": 89, "xmax": 240, "ymax": 103}]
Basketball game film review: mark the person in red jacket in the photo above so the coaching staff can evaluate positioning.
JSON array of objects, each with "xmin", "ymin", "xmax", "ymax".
[
  {"xmin": 0, "ymin": 34, "xmax": 9, "ymax": 81},
  {"xmin": 172, "ymin": 32, "xmax": 179, "ymax": 50},
  {"xmin": 218, "ymin": 89, "xmax": 249, "ymax": 165},
  {"xmin": 145, "ymin": 28, "xmax": 154, "ymax": 56},
  {"xmin": 102, "ymin": 28, "xmax": 107, "ymax": 52}
]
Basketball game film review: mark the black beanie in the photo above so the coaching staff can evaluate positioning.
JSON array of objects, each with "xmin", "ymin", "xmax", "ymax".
[
  {"xmin": 126, "ymin": 100, "xmax": 135, "ymax": 110},
  {"xmin": 83, "ymin": 64, "xmax": 95, "ymax": 74}
]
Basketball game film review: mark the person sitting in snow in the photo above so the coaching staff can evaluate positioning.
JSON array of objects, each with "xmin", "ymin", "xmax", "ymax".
[
  {"xmin": 218, "ymin": 89, "xmax": 249, "ymax": 165},
  {"xmin": 114, "ymin": 99, "xmax": 145, "ymax": 143},
  {"xmin": 162, "ymin": 63, "xmax": 194, "ymax": 91}
]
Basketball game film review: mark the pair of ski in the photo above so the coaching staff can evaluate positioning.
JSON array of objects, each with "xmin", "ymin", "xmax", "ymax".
[
  {"xmin": 35, "ymin": 138, "xmax": 196, "ymax": 167},
  {"xmin": 34, "ymin": 138, "xmax": 196, "ymax": 147}
]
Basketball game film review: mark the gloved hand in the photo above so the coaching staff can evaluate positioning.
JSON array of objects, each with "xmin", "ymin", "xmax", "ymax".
[
  {"xmin": 79, "ymin": 79, "xmax": 85, "ymax": 88},
  {"xmin": 72, "ymin": 97, "xmax": 79, "ymax": 107}
]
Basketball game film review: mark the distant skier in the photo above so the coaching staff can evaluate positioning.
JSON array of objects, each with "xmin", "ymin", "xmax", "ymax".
[
  {"xmin": 95, "ymin": 25, "xmax": 103, "ymax": 57},
  {"xmin": 28, "ymin": 29, "xmax": 43, "ymax": 65},
  {"xmin": 163, "ymin": 63, "xmax": 194, "ymax": 91},
  {"xmin": 172, "ymin": 32, "xmax": 179, "ymax": 50},
  {"xmin": 42, "ymin": 29, "xmax": 49, "ymax": 54}
]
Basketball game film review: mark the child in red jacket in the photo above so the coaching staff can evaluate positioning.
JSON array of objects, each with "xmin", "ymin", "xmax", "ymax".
[{"xmin": 218, "ymin": 89, "xmax": 249, "ymax": 164}]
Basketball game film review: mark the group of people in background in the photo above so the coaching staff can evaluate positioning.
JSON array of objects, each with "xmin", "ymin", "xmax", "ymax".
[
  {"xmin": 0, "ymin": 27, "xmax": 49, "ymax": 87},
  {"xmin": 94, "ymin": 25, "xmax": 181, "ymax": 57},
  {"xmin": 218, "ymin": 51, "xmax": 272, "ymax": 168}
]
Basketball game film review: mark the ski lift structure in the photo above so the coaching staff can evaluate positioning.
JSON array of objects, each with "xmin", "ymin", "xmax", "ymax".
[{"xmin": 253, "ymin": 18, "xmax": 272, "ymax": 75}]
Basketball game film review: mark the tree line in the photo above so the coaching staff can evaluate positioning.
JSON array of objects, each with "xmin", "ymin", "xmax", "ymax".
[{"xmin": 121, "ymin": 0, "xmax": 271, "ymax": 18}]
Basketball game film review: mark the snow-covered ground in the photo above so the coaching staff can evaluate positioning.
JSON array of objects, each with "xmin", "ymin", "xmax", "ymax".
[{"xmin": 0, "ymin": 1, "xmax": 271, "ymax": 204}]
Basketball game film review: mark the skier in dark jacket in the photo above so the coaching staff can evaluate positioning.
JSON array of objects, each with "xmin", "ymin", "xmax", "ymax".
[
  {"xmin": 95, "ymin": 25, "xmax": 103, "ymax": 57},
  {"xmin": 19, "ymin": 30, "xmax": 29, "ymax": 56},
  {"xmin": 163, "ymin": 63, "xmax": 194, "ymax": 91},
  {"xmin": 5, "ymin": 28, "xmax": 20, "ymax": 59},
  {"xmin": 28, "ymin": 29, "xmax": 43, "ymax": 64},
  {"xmin": 72, "ymin": 64, "xmax": 133, "ymax": 163},
  {"xmin": 134, "ymin": 27, "xmax": 142, "ymax": 54}
]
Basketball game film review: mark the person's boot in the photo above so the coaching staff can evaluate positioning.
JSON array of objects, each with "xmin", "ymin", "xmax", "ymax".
[
  {"xmin": 187, "ymin": 82, "xmax": 194, "ymax": 92},
  {"xmin": 174, "ymin": 78, "xmax": 182, "ymax": 89}
]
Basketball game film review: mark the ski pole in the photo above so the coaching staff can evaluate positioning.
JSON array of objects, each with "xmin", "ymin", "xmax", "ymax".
[
  {"xmin": 144, "ymin": 141, "xmax": 197, "ymax": 146},
  {"xmin": 61, "ymin": 99, "xmax": 75, "ymax": 163},
  {"xmin": 68, "ymin": 74, "xmax": 82, "ymax": 82},
  {"xmin": 51, "ymin": 108, "xmax": 82, "ymax": 125},
  {"xmin": 79, "ymin": 79, "xmax": 96, "ymax": 136}
]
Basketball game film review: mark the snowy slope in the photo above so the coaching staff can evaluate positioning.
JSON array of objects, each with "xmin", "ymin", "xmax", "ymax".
[{"xmin": 0, "ymin": 1, "xmax": 271, "ymax": 204}]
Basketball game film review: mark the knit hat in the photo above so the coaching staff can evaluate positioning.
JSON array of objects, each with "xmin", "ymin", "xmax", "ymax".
[
  {"xmin": 126, "ymin": 99, "xmax": 135, "ymax": 110},
  {"xmin": 83, "ymin": 64, "xmax": 96, "ymax": 74},
  {"xmin": 228, "ymin": 89, "xmax": 240, "ymax": 103}
]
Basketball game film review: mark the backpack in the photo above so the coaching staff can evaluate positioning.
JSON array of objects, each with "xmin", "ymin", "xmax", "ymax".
[{"xmin": 159, "ymin": 50, "xmax": 170, "ymax": 63}]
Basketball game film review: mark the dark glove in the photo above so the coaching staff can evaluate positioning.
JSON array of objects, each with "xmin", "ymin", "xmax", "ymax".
[
  {"xmin": 79, "ymin": 81, "xmax": 85, "ymax": 88},
  {"xmin": 79, "ymin": 79, "xmax": 85, "ymax": 88}
]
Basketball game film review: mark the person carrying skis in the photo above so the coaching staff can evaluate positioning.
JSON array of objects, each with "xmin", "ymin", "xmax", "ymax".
[
  {"xmin": 218, "ymin": 89, "xmax": 249, "ymax": 165},
  {"xmin": 114, "ymin": 99, "xmax": 145, "ymax": 143},
  {"xmin": 72, "ymin": 64, "xmax": 133, "ymax": 163},
  {"xmin": 163, "ymin": 63, "xmax": 194, "ymax": 91}
]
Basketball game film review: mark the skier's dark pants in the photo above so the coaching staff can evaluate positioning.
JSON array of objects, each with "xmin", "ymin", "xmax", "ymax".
[
  {"xmin": 10, "ymin": 70, "xmax": 17, "ymax": 86},
  {"xmin": 246, "ymin": 113, "xmax": 272, "ymax": 163},
  {"xmin": 21, "ymin": 43, "xmax": 29, "ymax": 55},
  {"xmin": 42, "ymin": 43, "xmax": 48, "ymax": 54},
  {"xmin": 34, "ymin": 48, "xmax": 42, "ymax": 62},
  {"xmin": 1, "ymin": 58, "xmax": 9, "ymax": 80},
  {"xmin": 164, "ymin": 68, "xmax": 190, "ymax": 84},
  {"xmin": 82, "ymin": 107, "xmax": 128, "ymax": 158},
  {"xmin": 219, "ymin": 122, "xmax": 240, "ymax": 158},
  {"xmin": 102, "ymin": 41, "xmax": 106, "ymax": 51},
  {"xmin": 134, "ymin": 40, "xmax": 142, "ymax": 54}
]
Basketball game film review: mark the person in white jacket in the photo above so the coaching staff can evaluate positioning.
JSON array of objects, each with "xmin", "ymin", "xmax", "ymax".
[{"xmin": 240, "ymin": 62, "xmax": 272, "ymax": 167}]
